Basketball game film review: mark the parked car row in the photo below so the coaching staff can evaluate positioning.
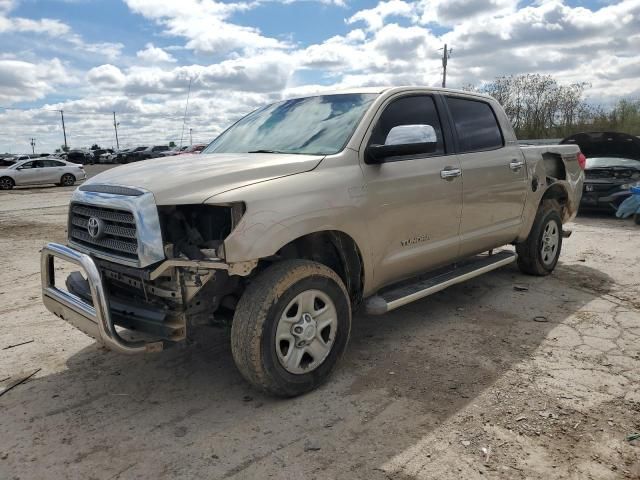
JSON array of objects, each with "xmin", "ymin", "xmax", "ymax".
[
  {"xmin": 1, "ymin": 143, "xmax": 207, "ymax": 169},
  {"xmin": 106, "ymin": 144, "xmax": 207, "ymax": 164}
]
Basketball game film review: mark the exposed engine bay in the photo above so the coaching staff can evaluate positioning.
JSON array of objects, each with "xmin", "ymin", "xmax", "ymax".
[{"xmin": 158, "ymin": 203, "xmax": 245, "ymax": 261}]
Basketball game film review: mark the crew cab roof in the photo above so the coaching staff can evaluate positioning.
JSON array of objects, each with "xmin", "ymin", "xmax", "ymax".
[{"xmin": 283, "ymin": 86, "xmax": 495, "ymax": 101}]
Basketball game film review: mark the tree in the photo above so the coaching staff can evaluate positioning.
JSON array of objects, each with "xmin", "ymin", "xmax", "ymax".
[
  {"xmin": 169, "ymin": 141, "xmax": 176, "ymax": 147},
  {"xmin": 90, "ymin": 144, "xmax": 100, "ymax": 150}
]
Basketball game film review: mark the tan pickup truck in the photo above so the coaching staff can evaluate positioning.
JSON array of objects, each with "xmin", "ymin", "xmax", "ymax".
[{"xmin": 41, "ymin": 87, "xmax": 584, "ymax": 396}]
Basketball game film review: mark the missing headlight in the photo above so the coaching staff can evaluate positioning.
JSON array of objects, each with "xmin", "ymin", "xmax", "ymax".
[{"xmin": 158, "ymin": 203, "xmax": 245, "ymax": 260}]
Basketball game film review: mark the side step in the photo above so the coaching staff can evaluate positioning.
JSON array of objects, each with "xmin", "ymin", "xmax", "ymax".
[{"xmin": 364, "ymin": 250, "xmax": 517, "ymax": 315}]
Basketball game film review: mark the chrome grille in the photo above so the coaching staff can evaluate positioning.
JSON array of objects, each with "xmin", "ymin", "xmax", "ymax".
[{"xmin": 69, "ymin": 203, "xmax": 138, "ymax": 260}]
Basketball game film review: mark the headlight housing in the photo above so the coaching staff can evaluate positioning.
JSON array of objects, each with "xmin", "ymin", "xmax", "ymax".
[
  {"xmin": 620, "ymin": 181, "xmax": 640, "ymax": 190},
  {"xmin": 158, "ymin": 202, "xmax": 245, "ymax": 260}
]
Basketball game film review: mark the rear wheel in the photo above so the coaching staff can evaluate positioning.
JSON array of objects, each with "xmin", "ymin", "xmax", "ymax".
[
  {"xmin": 0, "ymin": 177, "xmax": 14, "ymax": 190},
  {"xmin": 231, "ymin": 260, "xmax": 351, "ymax": 397},
  {"xmin": 60, "ymin": 173, "xmax": 75, "ymax": 187},
  {"xmin": 516, "ymin": 204, "xmax": 563, "ymax": 276}
]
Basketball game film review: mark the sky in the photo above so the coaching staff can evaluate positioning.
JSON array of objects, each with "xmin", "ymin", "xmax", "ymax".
[{"xmin": 0, "ymin": 0, "xmax": 639, "ymax": 153}]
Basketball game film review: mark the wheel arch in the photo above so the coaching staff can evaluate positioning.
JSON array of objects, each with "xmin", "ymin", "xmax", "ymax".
[
  {"xmin": 271, "ymin": 230, "xmax": 365, "ymax": 308},
  {"xmin": 517, "ymin": 179, "xmax": 575, "ymax": 242},
  {"xmin": 0, "ymin": 175, "xmax": 15, "ymax": 189}
]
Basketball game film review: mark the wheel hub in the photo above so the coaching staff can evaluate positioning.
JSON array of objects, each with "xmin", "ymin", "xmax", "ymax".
[{"xmin": 292, "ymin": 313, "xmax": 317, "ymax": 345}]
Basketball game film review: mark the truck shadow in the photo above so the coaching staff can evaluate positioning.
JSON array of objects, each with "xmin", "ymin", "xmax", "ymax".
[{"xmin": 2, "ymin": 263, "xmax": 613, "ymax": 479}]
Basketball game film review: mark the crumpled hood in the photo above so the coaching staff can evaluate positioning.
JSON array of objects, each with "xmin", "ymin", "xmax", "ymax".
[
  {"xmin": 84, "ymin": 152, "xmax": 324, "ymax": 204},
  {"xmin": 560, "ymin": 132, "xmax": 640, "ymax": 160}
]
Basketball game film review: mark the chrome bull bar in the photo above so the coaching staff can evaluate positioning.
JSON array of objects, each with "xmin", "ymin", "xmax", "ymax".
[{"xmin": 41, "ymin": 242, "xmax": 162, "ymax": 354}]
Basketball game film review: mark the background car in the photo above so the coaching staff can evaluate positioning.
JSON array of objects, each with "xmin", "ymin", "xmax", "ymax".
[
  {"xmin": 137, "ymin": 145, "xmax": 171, "ymax": 160},
  {"xmin": 65, "ymin": 150, "xmax": 95, "ymax": 165},
  {"xmin": 0, "ymin": 156, "xmax": 18, "ymax": 167},
  {"xmin": 122, "ymin": 146, "xmax": 148, "ymax": 163},
  {"xmin": 0, "ymin": 158, "xmax": 86, "ymax": 190},
  {"xmin": 177, "ymin": 144, "xmax": 207, "ymax": 155},
  {"xmin": 561, "ymin": 131, "xmax": 640, "ymax": 212}
]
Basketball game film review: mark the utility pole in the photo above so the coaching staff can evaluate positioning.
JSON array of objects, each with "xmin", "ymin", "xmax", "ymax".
[
  {"xmin": 30, "ymin": 138, "xmax": 36, "ymax": 154},
  {"xmin": 441, "ymin": 44, "xmax": 452, "ymax": 88},
  {"xmin": 113, "ymin": 111, "xmax": 120, "ymax": 150},
  {"xmin": 179, "ymin": 77, "xmax": 193, "ymax": 149},
  {"xmin": 189, "ymin": 128, "xmax": 193, "ymax": 145},
  {"xmin": 60, "ymin": 110, "xmax": 68, "ymax": 150}
]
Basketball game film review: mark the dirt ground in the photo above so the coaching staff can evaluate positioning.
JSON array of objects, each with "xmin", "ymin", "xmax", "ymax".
[{"xmin": 1, "ymin": 167, "xmax": 639, "ymax": 479}]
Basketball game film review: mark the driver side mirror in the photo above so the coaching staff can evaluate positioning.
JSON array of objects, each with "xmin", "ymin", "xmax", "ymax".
[{"xmin": 366, "ymin": 124, "xmax": 438, "ymax": 164}]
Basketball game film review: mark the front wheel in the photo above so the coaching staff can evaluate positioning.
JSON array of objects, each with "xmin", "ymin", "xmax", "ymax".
[
  {"xmin": 516, "ymin": 205, "xmax": 563, "ymax": 276},
  {"xmin": 231, "ymin": 260, "xmax": 351, "ymax": 397},
  {"xmin": 0, "ymin": 176, "xmax": 14, "ymax": 190},
  {"xmin": 60, "ymin": 173, "xmax": 75, "ymax": 187}
]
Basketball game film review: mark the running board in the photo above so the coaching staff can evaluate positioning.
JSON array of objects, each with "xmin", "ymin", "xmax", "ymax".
[{"xmin": 364, "ymin": 251, "xmax": 517, "ymax": 315}]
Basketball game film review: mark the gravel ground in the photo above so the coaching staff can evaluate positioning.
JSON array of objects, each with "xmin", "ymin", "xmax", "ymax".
[{"xmin": 0, "ymin": 171, "xmax": 639, "ymax": 479}]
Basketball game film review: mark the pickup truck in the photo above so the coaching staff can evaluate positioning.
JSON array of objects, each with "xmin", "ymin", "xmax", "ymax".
[{"xmin": 40, "ymin": 87, "xmax": 584, "ymax": 396}]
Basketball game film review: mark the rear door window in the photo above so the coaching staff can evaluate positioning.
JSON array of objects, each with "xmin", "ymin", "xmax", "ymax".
[{"xmin": 446, "ymin": 97, "xmax": 503, "ymax": 152}]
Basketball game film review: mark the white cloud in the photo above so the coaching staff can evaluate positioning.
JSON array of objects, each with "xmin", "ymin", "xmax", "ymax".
[
  {"xmin": 0, "ymin": 8, "xmax": 123, "ymax": 60},
  {"xmin": 136, "ymin": 43, "xmax": 177, "ymax": 63},
  {"xmin": 0, "ymin": 58, "xmax": 71, "ymax": 104},
  {"xmin": 417, "ymin": 0, "xmax": 515, "ymax": 26},
  {"xmin": 347, "ymin": 0, "xmax": 416, "ymax": 30},
  {"xmin": 87, "ymin": 64, "xmax": 126, "ymax": 88},
  {"xmin": 124, "ymin": 0, "xmax": 288, "ymax": 54}
]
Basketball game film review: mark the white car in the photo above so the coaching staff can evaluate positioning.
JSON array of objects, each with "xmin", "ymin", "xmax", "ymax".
[{"xmin": 0, "ymin": 158, "xmax": 87, "ymax": 190}]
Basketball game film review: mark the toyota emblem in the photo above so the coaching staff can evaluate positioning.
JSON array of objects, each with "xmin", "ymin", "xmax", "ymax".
[{"xmin": 87, "ymin": 217, "xmax": 104, "ymax": 239}]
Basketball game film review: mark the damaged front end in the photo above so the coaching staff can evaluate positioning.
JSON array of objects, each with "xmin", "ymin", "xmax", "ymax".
[{"xmin": 41, "ymin": 185, "xmax": 255, "ymax": 353}]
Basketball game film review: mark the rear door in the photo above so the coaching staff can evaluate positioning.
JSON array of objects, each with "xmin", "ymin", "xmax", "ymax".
[
  {"xmin": 444, "ymin": 96, "xmax": 527, "ymax": 256},
  {"xmin": 43, "ymin": 160, "xmax": 66, "ymax": 183},
  {"xmin": 360, "ymin": 94, "xmax": 463, "ymax": 288}
]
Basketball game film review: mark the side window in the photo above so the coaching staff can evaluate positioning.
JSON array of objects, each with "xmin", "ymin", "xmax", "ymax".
[
  {"xmin": 33, "ymin": 160, "xmax": 45, "ymax": 168},
  {"xmin": 446, "ymin": 97, "xmax": 503, "ymax": 152},
  {"xmin": 43, "ymin": 160, "xmax": 63, "ymax": 167},
  {"xmin": 20, "ymin": 161, "xmax": 34, "ymax": 169},
  {"xmin": 369, "ymin": 95, "xmax": 445, "ymax": 156}
]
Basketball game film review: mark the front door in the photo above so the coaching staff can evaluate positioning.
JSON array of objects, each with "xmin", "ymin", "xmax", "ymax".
[
  {"xmin": 13, "ymin": 161, "xmax": 43, "ymax": 185},
  {"xmin": 444, "ymin": 96, "xmax": 528, "ymax": 256},
  {"xmin": 361, "ymin": 94, "xmax": 463, "ymax": 289}
]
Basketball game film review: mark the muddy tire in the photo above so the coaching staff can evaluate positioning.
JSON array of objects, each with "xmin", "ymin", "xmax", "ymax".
[
  {"xmin": 231, "ymin": 259, "xmax": 351, "ymax": 397},
  {"xmin": 60, "ymin": 173, "xmax": 75, "ymax": 187},
  {"xmin": 516, "ymin": 204, "xmax": 563, "ymax": 276},
  {"xmin": 0, "ymin": 176, "xmax": 14, "ymax": 190}
]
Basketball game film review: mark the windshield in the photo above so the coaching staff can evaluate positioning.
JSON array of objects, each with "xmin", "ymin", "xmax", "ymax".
[
  {"xmin": 586, "ymin": 157, "xmax": 640, "ymax": 169},
  {"xmin": 203, "ymin": 93, "xmax": 378, "ymax": 156}
]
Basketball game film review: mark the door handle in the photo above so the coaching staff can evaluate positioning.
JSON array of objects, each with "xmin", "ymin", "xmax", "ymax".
[
  {"xmin": 440, "ymin": 167, "xmax": 462, "ymax": 180},
  {"xmin": 509, "ymin": 159, "xmax": 525, "ymax": 171}
]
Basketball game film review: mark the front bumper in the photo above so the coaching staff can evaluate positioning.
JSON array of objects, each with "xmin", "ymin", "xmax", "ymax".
[
  {"xmin": 580, "ymin": 188, "xmax": 631, "ymax": 211},
  {"xmin": 41, "ymin": 242, "xmax": 163, "ymax": 354}
]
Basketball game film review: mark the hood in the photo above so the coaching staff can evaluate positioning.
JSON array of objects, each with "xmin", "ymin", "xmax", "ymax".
[
  {"xmin": 83, "ymin": 152, "xmax": 324, "ymax": 204},
  {"xmin": 560, "ymin": 131, "xmax": 640, "ymax": 160}
]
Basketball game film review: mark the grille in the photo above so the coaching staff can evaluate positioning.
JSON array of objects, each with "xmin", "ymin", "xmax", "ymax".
[{"xmin": 69, "ymin": 203, "xmax": 138, "ymax": 261}]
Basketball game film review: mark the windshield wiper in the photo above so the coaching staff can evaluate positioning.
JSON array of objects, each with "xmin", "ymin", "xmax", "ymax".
[{"xmin": 248, "ymin": 149, "xmax": 286, "ymax": 154}]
